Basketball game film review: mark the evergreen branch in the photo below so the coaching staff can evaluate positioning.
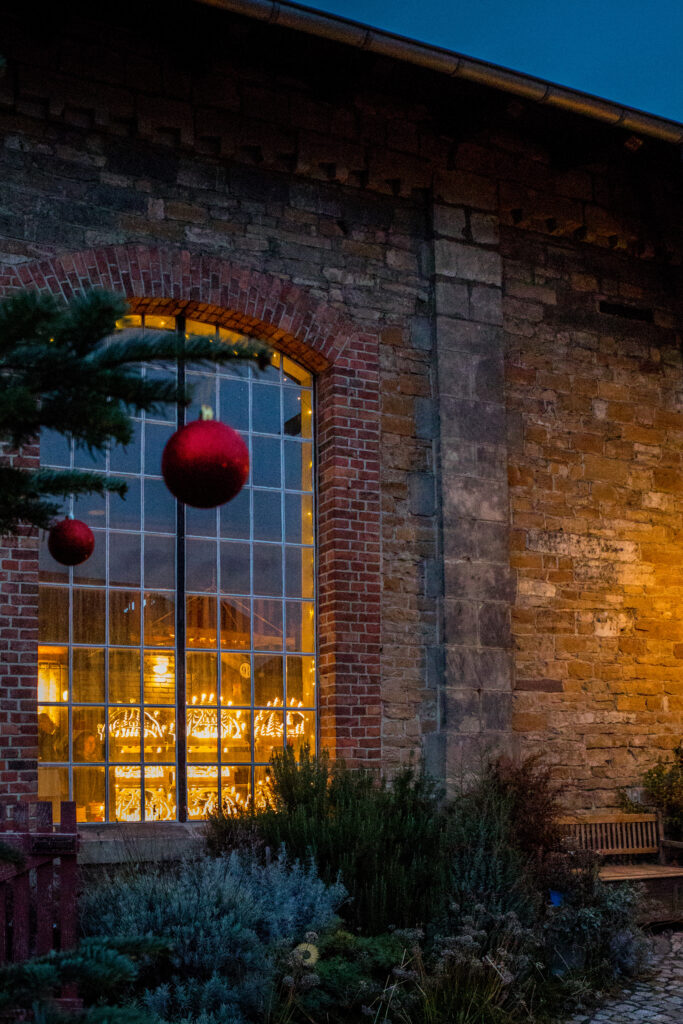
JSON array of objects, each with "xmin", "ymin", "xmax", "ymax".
[
  {"xmin": 30, "ymin": 468, "xmax": 128, "ymax": 498},
  {"xmin": 89, "ymin": 330, "xmax": 272, "ymax": 372}
]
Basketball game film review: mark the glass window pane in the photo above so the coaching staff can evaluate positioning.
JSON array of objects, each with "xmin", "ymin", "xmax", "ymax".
[
  {"xmin": 143, "ymin": 477, "xmax": 176, "ymax": 533},
  {"xmin": 251, "ymin": 436, "xmax": 281, "ymax": 488},
  {"xmin": 285, "ymin": 549, "xmax": 314, "ymax": 600},
  {"xmin": 253, "ymin": 544, "xmax": 282, "ymax": 596},
  {"xmin": 73, "ymin": 532, "xmax": 106, "ymax": 586},
  {"xmin": 287, "ymin": 656, "xmax": 316, "ymax": 707},
  {"xmin": 187, "ymin": 595, "xmax": 218, "ymax": 649},
  {"xmin": 109, "ymin": 649, "xmax": 140, "ymax": 704},
  {"xmin": 253, "ymin": 490, "xmax": 281, "ymax": 541},
  {"xmin": 40, "ymin": 533, "xmax": 68, "ymax": 584},
  {"xmin": 253, "ymin": 599, "xmax": 283, "ymax": 651},
  {"xmin": 109, "ymin": 533, "xmax": 141, "ymax": 587},
  {"xmin": 186, "ymin": 539, "xmax": 218, "ymax": 593},
  {"xmin": 110, "ymin": 478, "xmax": 141, "ymax": 530},
  {"xmin": 73, "ymin": 647, "xmax": 105, "ymax": 703},
  {"xmin": 38, "ymin": 766, "xmax": 69, "ymax": 822},
  {"xmin": 187, "ymin": 765, "xmax": 218, "ymax": 820},
  {"xmin": 252, "ymin": 383, "xmax": 281, "ymax": 435},
  {"xmin": 220, "ymin": 543, "xmax": 250, "ymax": 594},
  {"xmin": 144, "ymin": 422, "xmax": 174, "ymax": 477},
  {"xmin": 187, "ymin": 652, "xmax": 218, "ymax": 705},
  {"xmin": 145, "ymin": 315, "xmax": 176, "ymax": 331},
  {"xmin": 254, "ymin": 709, "xmax": 284, "ymax": 763},
  {"xmin": 221, "ymin": 765, "xmax": 251, "ymax": 812},
  {"xmin": 109, "ymin": 590, "xmax": 141, "ymax": 646},
  {"xmin": 286, "ymin": 602, "xmax": 315, "ymax": 653},
  {"xmin": 73, "ymin": 767, "xmax": 105, "ymax": 822},
  {"xmin": 145, "ymin": 765, "xmax": 176, "ymax": 821},
  {"xmin": 283, "ymin": 390, "xmax": 307, "ymax": 437},
  {"xmin": 110, "ymin": 766, "xmax": 141, "ymax": 822},
  {"xmin": 254, "ymin": 655, "xmax": 284, "ymax": 706},
  {"xmin": 41, "ymin": 430, "xmax": 71, "ymax": 467},
  {"xmin": 187, "ymin": 708, "xmax": 218, "ymax": 763},
  {"xmin": 220, "ymin": 598, "xmax": 251, "ymax": 652},
  {"xmin": 110, "ymin": 421, "xmax": 142, "ymax": 474},
  {"xmin": 144, "ymin": 534, "xmax": 175, "ymax": 590},
  {"xmin": 219, "ymin": 379, "xmax": 248, "ymax": 431},
  {"xmin": 39, "ymin": 588, "xmax": 69, "ymax": 643},
  {"xmin": 285, "ymin": 494, "xmax": 313, "ymax": 545},
  {"xmin": 74, "ymin": 588, "xmax": 105, "ymax": 644},
  {"xmin": 284, "ymin": 441, "xmax": 313, "ymax": 491},
  {"xmin": 72, "ymin": 707, "xmax": 105, "ymax": 762},
  {"xmin": 38, "ymin": 706, "xmax": 68, "ymax": 762},
  {"xmin": 287, "ymin": 709, "xmax": 315, "ymax": 757},
  {"xmin": 220, "ymin": 652, "xmax": 251, "ymax": 706},
  {"xmin": 73, "ymin": 490, "xmax": 106, "ymax": 528},
  {"xmin": 186, "ymin": 504, "xmax": 218, "ymax": 538},
  {"xmin": 74, "ymin": 445, "xmax": 106, "ymax": 471},
  {"xmin": 143, "ymin": 652, "xmax": 175, "ymax": 705},
  {"xmin": 301, "ymin": 548, "xmax": 314, "ymax": 600},
  {"xmin": 143, "ymin": 709, "xmax": 176, "ymax": 763},
  {"xmin": 220, "ymin": 487, "xmax": 250, "ymax": 539},
  {"xmin": 144, "ymin": 591, "xmax": 175, "ymax": 647},
  {"xmin": 38, "ymin": 646, "xmax": 69, "ymax": 703},
  {"xmin": 186, "ymin": 372, "xmax": 217, "ymax": 423},
  {"xmin": 220, "ymin": 710, "xmax": 251, "ymax": 763},
  {"xmin": 108, "ymin": 707, "xmax": 141, "ymax": 763}
]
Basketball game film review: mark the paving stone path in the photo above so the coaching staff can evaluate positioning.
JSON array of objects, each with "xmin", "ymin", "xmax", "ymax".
[{"xmin": 566, "ymin": 932, "xmax": 683, "ymax": 1024}]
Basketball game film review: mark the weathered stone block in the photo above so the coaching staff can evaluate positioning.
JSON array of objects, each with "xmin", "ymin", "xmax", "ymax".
[{"xmin": 446, "ymin": 646, "xmax": 513, "ymax": 692}]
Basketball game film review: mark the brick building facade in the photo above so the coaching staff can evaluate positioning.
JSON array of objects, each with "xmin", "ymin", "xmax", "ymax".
[{"xmin": 1, "ymin": 0, "xmax": 683, "ymax": 817}]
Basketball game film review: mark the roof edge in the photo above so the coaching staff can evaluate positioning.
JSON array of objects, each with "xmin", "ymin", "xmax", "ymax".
[{"xmin": 197, "ymin": 0, "xmax": 683, "ymax": 145}]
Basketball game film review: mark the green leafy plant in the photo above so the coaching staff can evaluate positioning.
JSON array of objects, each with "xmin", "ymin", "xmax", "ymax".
[
  {"xmin": 640, "ymin": 744, "xmax": 683, "ymax": 839},
  {"xmin": 206, "ymin": 745, "xmax": 451, "ymax": 934}
]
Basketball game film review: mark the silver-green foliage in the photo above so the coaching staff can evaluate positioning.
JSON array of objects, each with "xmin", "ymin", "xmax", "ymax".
[{"xmin": 80, "ymin": 852, "xmax": 346, "ymax": 1024}]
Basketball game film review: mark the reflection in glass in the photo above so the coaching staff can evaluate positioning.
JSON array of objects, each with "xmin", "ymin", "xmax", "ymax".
[
  {"xmin": 220, "ymin": 487, "xmax": 250, "ymax": 539},
  {"xmin": 187, "ymin": 372, "xmax": 216, "ymax": 423},
  {"xmin": 143, "ymin": 477, "xmax": 176, "ymax": 533},
  {"xmin": 39, "ymin": 588, "xmax": 69, "ymax": 643},
  {"xmin": 41, "ymin": 430, "xmax": 71, "ymax": 467},
  {"xmin": 254, "ymin": 655, "xmax": 284, "ymax": 706},
  {"xmin": 287, "ymin": 709, "xmax": 315, "ymax": 757},
  {"xmin": 220, "ymin": 653, "xmax": 252, "ymax": 706},
  {"xmin": 285, "ymin": 493, "xmax": 313, "ymax": 545},
  {"xmin": 144, "ymin": 534, "xmax": 175, "ymax": 590},
  {"xmin": 109, "ymin": 590, "xmax": 141, "ymax": 646},
  {"xmin": 187, "ymin": 707, "xmax": 218, "ymax": 763},
  {"xmin": 253, "ymin": 599, "xmax": 283, "ymax": 651},
  {"xmin": 285, "ymin": 441, "xmax": 313, "ymax": 491},
  {"xmin": 253, "ymin": 545, "xmax": 282, "ymax": 596},
  {"xmin": 187, "ymin": 652, "xmax": 218, "ymax": 705},
  {"xmin": 110, "ymin": 766, "xmax": 141, "ymax": 822},
  {"xmin": 143, "ymin": 709, "xmax": 176, "ymax": 763},
  {"xmin": 187, "ymin": 595, "xmax": 218, "ymax": 649},
  {"xmin": 220, "ymin": 709, "xmax": 251, "ymax": 762},
  {"xmin": 221, "ymin": 597, "xmax": 250, "ymax": 650},
  {"xmin": 253, "ymin": 490, "xmax": 281, "ymax": 541},
  {"xmin": 252, "ymin": 383, "xmax": 280, "ymax": 434},
  {"xmin": 110, "ymin": 421, "xmax": 142, "ymax": 474},
  {"xmin": 73, "ymin": 648, "xmax": 105, "ymax": 703},
  {"xmin": 144, "ymin": 592, "xmax": 175, "ymax": 647},
  {"xmin": 73, "ymin": 490, "xmax": 106, "ymax": 527},
  {"xmin": 287, "ymin": 656, "xmax": 316, "ymax": 707},
  {"xmin": 254, "ymin": 709, "xmax": 284, "ymax": 763},
  {"xmin": 40, "ymin": 533, "xmax": 68, "ymax": 583},
  {"xmin": 143, "ymin": 652, "xmax": 175, "ymax": 705},
  {"xmin": 251, "ymin": 436, "xmax": 281, "ymax": 488},
  {"xmin": 74, "ymin": 534, "xmax": 106, "ymax": 585},
  {"xmin": 74, "ymin": 445, "xmax": 106, "ymax": 471},
  {"xmin": 38, "ymin": 705, "xmax": 68, "ymax": 762},
  {"xmin": 38, "ymin": 646, "xmax": 68, "ymax": 703},
  {"xmin": 219, "ymin": 379, "xmax": 248, "ymax": 430},
  {"xmin": 145, "ymin": 766, "xmax": 176, "ymax": 821},
  {"xmin": 186, "ymin": 539, "xmax": 218, "ymax": 592},
  {"xmin": 109, "ymin": 533, "xmax": 141, "ymax": 587},
  {"xmin": 187, "ymin": 765, "xmax": 218, "ymax": 820},
  {"xmin": 186, "ymin": 504, "xmax": 218, "ymax": 538},
  {"xmin": 221, "ymin": 765, "xmax": 251, "ymax": 813},
  {"xmin": 283, "ymin": 357, "xmax": 312, "ymax": 388},
  {"xmin": 220, "ymin": 543, "xmax": 250, "ymax": 595},
  {"xmin": 145, "ymin": 422, "xmax": 174, "ymax": 476},
  {"xmin": 109, "ymin": 649, "xmax": 140, "ymax": 704},
  {"xmin": 109, "ymin": 478, "xmax": 141, "ymax": 530},
  {"xmin": 38, "ymin": 766, "xmax": 69, "ymax": 821},
  {"xmin": 73, "ymin": 767, "xmax": 106, "ymax": 822},
  {"xmin": 286, "ymin": 602, "xmax": 315, "ymax": 653},
  {"xmin": 72, "ymin": 707, "xmax": 105, "ymax": 761},
  {"xmin": 73, "ymin": 588, "xmax": 105, "ymax": 644}
]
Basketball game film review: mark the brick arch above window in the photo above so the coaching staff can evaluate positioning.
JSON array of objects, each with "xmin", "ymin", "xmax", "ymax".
[{"xmin": 3, "ymin": 244, "xmax": 384, "ymax": 768}]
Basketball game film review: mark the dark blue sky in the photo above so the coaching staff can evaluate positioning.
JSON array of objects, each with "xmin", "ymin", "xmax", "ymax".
[{"xmin": 308, "ymin": 0, "xmax": 683, "ymax": 123}]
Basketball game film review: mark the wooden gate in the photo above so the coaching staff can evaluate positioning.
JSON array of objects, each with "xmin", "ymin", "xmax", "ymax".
[{"xmin": 0, "ymin": 800, "xmax": 79, "ymax": 962}]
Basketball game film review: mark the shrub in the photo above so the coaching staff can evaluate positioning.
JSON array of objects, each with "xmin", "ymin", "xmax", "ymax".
[
  {"xmin": 80, "ymin": 851, "xmax": 345, "ymax": 1024},
  {"xmin": 640, "ymin": 744, "xmax": 683, "ymax": 839},
  {"xmin": 206, "ymin": 745, "xmax": 451, "ymax": 934},
  {"xmin": 488, "ymin": 754, "xmax": 564, "ymax": 858}
]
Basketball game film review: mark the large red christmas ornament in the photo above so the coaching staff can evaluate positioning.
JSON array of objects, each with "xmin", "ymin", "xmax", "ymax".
[
  {"xmin": 161, "ymin": 408, "xmax": 249, "ymax": 508},
  {"xmin": 48, "ymin": 518, "xmax": 95, "ymax": 566}
]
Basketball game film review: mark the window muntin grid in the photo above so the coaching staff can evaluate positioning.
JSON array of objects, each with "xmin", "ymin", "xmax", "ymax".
[{"xmin": 37, "ymin": 315, "xmax": 316, "ymax": 824}]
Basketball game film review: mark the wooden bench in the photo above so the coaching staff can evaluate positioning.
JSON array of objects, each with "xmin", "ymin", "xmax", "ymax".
[{"xmin": 557, "ymin": 812, "xmax": 683, "ymax": 921}]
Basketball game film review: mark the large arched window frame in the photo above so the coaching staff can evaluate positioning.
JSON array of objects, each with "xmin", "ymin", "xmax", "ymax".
[{"xmin": 37, "ymin": 310, "xmax": 316, "ymax": 823}]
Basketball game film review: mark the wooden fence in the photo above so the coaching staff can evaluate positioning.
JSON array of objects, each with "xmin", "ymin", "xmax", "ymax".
[{"xmin": 0, "ymin": 800, "xmax": 79, "ymax": 962}]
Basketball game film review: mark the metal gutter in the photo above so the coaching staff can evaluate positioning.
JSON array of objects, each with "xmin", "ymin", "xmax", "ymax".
[{"xmin": 197, "ymin": 0, "xmax": 683, "ymax": 145}]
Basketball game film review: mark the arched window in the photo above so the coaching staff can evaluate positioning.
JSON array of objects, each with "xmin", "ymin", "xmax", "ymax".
[{"xmin": 37, "ymin": 314, "xmax": 316, "ymax": 823}]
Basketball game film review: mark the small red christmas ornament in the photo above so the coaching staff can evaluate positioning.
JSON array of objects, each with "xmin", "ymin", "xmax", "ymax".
[
  {"xmin": 48, "ymin": 517, "xmax": 95, "ymax": 566},
  {"xmin": 161, "ymin": 406, "xmax": 249, "ymax": 508}
]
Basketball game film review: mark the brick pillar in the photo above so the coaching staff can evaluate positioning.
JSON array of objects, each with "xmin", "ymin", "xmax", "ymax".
[{"xmin": 431, "ymin": 187, "xmax": 517, "ymax": 788}]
